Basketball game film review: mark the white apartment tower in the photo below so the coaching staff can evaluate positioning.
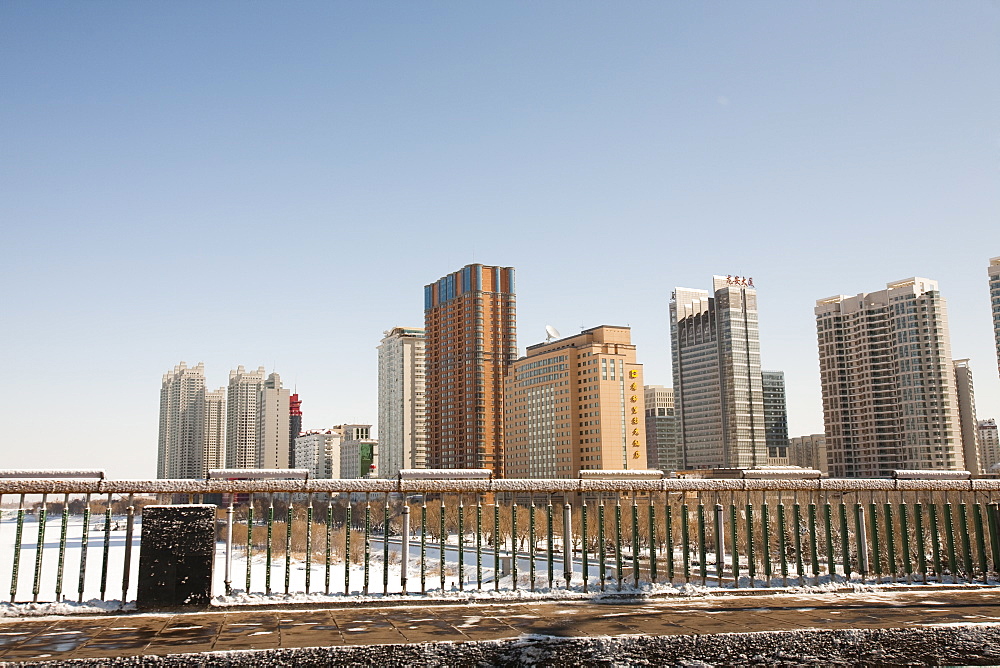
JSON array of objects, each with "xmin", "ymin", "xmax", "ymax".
[
  {"xmin": 670, "ymin": 276, "xmax": 767, "ymax": 469},
  {"xmin": 377, "ymin": 327, "xmax": 427, "ymax": 478},
  {"xmin": 816, "ymin": 278, "xmax": 964, "ymax": 478},
  {"xmin": 204, "ymin": 387, "xmax": 226, "ymax": 473},
  {"xmin": 158, "ymin": 362, "xmax": 207, "ymax": 479},
  {"xmin": 226, "ymin": 366, "xmax": 290, "ymax": 469},
  {"xmin": 990, "ymin": 258, "xmax": 1000, "ymax": 376}
]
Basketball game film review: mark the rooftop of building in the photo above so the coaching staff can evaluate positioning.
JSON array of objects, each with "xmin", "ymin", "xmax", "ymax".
[{"xmin": 524, "ymin": 324, "xmax": 631, "ymax": 354}]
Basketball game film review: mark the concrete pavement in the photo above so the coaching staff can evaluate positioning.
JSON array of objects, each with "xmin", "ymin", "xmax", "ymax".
[{"xmin": 2, "ymin": 588, "xmax": 1000, "ymax": 665}]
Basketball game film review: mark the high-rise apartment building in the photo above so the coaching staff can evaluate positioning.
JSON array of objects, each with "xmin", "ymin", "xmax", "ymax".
[
  {"xmin": 670, "ymin": 276, "xmax": 767, "ymax": 469},
  {"xmin": 226, "ymin": 366, "xmax": 265, "ymax": 469},
  {"xmin": 258, "ymin": 372, "xmax": 290, "ymax": 469},
  {"xmin": 990, "ymin": 258, "xmax": 1000, "ymax": 376},
  {"xmin": 504, "ymin": 326, "xmax": 647, "ymax": 478},
  {"xmin": 424, "ymin": 264, "xmax": 516, "ymax": 475},
  {"xmin": 377, "ymin": 327, "xmax": 427, "ymax": 478},
  {"xmin": 225, "ymin": 366, "xmax": 290, "ymax": 470},
  {"xmin": 204, "ymin": 387, "xmax": 226, "ymax": 473},
  {"xmin": 979, "ymin": 419, "xmax": 999, "ymax": 474},
  {"xmin": 954, "ymin": 359, "xmax": 982, "ymax": 474},
  {"xmin": 288, "ymin": 393, "xmax": 302, "ymax": 467},
  {"xmin": 158, "ymin": 362, "xmax": 207, "ymax": 479},
  {"xmin": 762, "ymin": 370, "xmax": 789, "ymax": 462},
  {"xmin": 788, "ymin": 434, "xmax": 828, "ymax": 475},
  {"xmin": 644, "ymin": 385, "xmax": 679, "ymax": 472},
  {"xmin": 816, "ymin": 278, "xmax": 963, "ymax": 478}
]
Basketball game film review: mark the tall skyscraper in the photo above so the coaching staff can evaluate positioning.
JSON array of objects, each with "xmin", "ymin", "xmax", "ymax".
[
  {"xmin": 258, "ymin": 372, "xmax": 291, "ymax": 469},
  {"xmin": 990, "ymin": 258, "xmax": 1000, "ymax": 376},
  {"xmin": 158, "ymin": 362, "xmax": 207, "ymax": 479},
  {"xmin": 377, "ymin": 327, "xmax": 427, "ymax": 478},
  {"xmin": 761, "ymin": 370, "xmax": 789, "ymax": 462},
  {"xmin": 225, "ymin": 366, "xmax": 290, "ymax": 469},
  {"xmin": 504, "ymin": 326, "xmax": 647, "ymax": 478},
  {"xmin": 204, "ymin": 387, "xmax": 226, "ymax": 473},
  {"xmin": 670, "ymin": 276, "xmax": 766, "ymax": 469},
  {"xmin": 644, "ymin": 385, "xmax": 679, "ymax": 472},
  {"xmin": 226, "ymin": 366, "xmax": 265, "ymax": 469},
  {"xmin": 288, "ymin": 393, "xmax": 302, "ymax": 468},
  {"xmin": 816, "ymin": 277, "xmax": 964, "ymax": 478},
  {"xmin": 979, "ymin": 419, "xmax": 999, "ymax": 474},
  {"xmin": 954, "ymin": 359, "xmax": 982, "ymax": 474},
  {"xmin": 424, "ymin": 264, "xmax": 516, "ymax": 475}
]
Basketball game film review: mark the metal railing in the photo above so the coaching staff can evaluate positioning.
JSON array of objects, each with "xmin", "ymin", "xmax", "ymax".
[{"xmin": 3, "ymin": 477, "xmax": 1000, "ymax": 605}]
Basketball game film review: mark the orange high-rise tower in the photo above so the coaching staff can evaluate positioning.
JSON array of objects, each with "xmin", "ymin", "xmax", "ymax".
[{"xmin": 424, "ymin": 264, "xmax": 516, "ymax": 475}]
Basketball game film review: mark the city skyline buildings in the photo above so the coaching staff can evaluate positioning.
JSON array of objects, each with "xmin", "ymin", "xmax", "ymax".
[{"xmin": 151, "ymin": 255, "xmax": 1000, "ymax": 481}]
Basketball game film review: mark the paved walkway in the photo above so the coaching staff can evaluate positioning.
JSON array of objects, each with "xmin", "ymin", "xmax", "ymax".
[{"xmin": 2, "ymin": 588, "xmax": 1000, "ymax": 663}]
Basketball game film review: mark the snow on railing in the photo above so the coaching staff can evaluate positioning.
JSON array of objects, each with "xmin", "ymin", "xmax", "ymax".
[{"xmin": 2, "ymin": 476, "xmax": 1000, "ymax": 609}]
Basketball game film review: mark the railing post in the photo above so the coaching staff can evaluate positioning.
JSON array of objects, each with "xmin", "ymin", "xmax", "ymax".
[
  {"xmin": 78, "ymin": 493, "xmax": 91, "ymax": 602},
  {"xmin": 987, "ymin": 503, "xmax": 1000, "ymax": 574},
  {"xmin": 715, "ymin": 503, "xmax": 725, "ymax": 585},
  {"xmin": 307, "ymin": 494, "xmax": 314, "ymax": 595},
  {"xmin": 225, "ymin": 497, "xmax": 234, "ymax": 596},
  {"xmin": 401, "ymin": 504, "xmax": 410, "ymax": 594},
  {"xmin": 33, "ymin": 494, "xmax": 48, "ymax": 603},
  {"xmin": 10, "ymin": 494, "xmax": 25, "ymax": 602},
  {"xmin": 121, "ymin": 493, "xmax": 135, "ymax": 606},
  {"xmin": 563, "ymin": 501, "xmax": 572, "ymax": 589},
  {"xmin": 855, "ymin": 503, "xmax": 869, "ymax": 579},
  {"xmin": 55, "ymin": 493, "xmax": 69, "ymax": 602},
  {"xmin": 581, "ymin": 500, "xmax": 589, "ymax": 593}
]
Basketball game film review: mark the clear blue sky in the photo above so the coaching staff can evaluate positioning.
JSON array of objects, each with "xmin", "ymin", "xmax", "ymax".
[{"xmin": 2, "ymin": 2, "xmax": 998, "ymax": 478}]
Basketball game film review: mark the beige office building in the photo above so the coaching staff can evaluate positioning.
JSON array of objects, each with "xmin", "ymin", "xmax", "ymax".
[
  {"xmin": 504, "ymin": 326, "xmax": 647, "ymax": 478},
  {"xmin": 816, "ymin": 278, "xmax": 963, "ymax": 478}
]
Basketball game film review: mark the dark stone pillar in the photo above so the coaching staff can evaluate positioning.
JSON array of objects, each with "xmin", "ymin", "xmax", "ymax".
[{"xmin": 137, "ymin": 504, "xmax": 216, "ymax": 610}]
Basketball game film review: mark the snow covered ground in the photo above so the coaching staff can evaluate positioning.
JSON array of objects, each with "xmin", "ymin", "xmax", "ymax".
[{"xmin": 0, "ymin": 513, "xmax": 994, "ymax": 618}]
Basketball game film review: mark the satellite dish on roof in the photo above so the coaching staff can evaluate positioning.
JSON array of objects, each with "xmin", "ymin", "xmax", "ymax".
[{"xmin": 545, "ymin": 325, "xmax": 561, "ymax": 342}]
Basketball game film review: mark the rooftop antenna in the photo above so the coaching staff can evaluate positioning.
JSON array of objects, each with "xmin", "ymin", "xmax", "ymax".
[{"xmin": 545, "ymin": 324, "xmax": 561, "ymax": 342}]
